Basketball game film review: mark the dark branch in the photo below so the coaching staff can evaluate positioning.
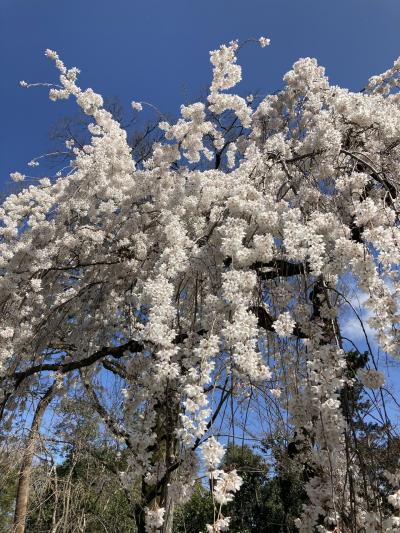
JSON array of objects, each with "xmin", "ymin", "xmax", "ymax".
[
  {"xmin": 223, "ymin": 257, "xmax": 307, "ymax": 279},
  {"xmin": 250, "ymin": 306, "xmax": 307, "ymax": 339},
  {"xmin": 12, "ymin": 339, "xmax": 144, "ymax": 387},
  {"xmin": 250, "ymin": 259, "xmax": 306, "ymax": 280}
]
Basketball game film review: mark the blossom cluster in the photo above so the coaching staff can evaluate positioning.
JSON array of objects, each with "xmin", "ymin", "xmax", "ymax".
[
  {"xmin": 201, "ymin": 437, "xmax": 243, "ymax": 531},
  {"xmin": 357, "ymin": 368, "xmax": 385, "ymax": 389},
  {"xmin": 145, "ymin": 506, "xmax": 165, "ymax": 532}
]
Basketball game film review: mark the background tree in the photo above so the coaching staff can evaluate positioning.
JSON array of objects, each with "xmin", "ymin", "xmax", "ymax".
[
  {"xmin": 174, "ymin": 443, "xmax": 305, "ymax": 533},
  {"xmin": 0, "ymin": 447, "xmax": 19, "ymax": 532}
]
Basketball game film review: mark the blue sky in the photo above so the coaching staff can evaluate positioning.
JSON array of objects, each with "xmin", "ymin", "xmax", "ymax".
[{"xmin": 1, "ymin": 0, "xmax": 400, "ymax": 190}]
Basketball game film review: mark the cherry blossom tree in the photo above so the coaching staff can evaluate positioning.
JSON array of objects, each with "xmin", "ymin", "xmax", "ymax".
[{"xmin": 2, "ymin": 38, "xmax": 400, "ymax": 532}]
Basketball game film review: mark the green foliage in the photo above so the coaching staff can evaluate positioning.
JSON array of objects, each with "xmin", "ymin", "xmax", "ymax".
[
  {"xmin": 174, "ymin": 444, "xmax": 305, "ymax": 533},
  {"xmin": 0, "ymin": 459, "xmax": 17, "ymax": 533},
  {"xmin": 174, "ymin": 483, "xmax": 214, "ymax": 533},
  {"xmin": 223, "ymin": 445, "xmax": 305, "ymax": 532}
]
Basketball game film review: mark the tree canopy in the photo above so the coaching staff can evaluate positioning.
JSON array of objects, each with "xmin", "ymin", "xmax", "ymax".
[{"xmin": 2, "ymin": 38, "xmax": 400, "ymax": 532}]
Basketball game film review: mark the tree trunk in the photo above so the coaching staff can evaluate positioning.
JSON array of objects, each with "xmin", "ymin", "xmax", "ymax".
[
  {"xmin": 134, "ymin": 505, "xmax": 146, "ymax": 533},
  {"xmin": 13, "ymin": 383, "xmax": 56, "ymax": 533},
  {"xmin": 162, "ymin": 499, "xmax": 174, "ymax": 533}
]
